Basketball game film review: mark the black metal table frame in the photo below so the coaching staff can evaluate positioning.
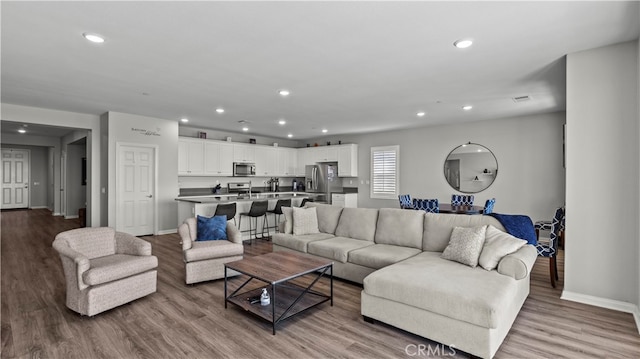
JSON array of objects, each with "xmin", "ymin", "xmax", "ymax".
[{"xmin": 224, "ymin": 263, "xmax": 333, "ymax": 335}]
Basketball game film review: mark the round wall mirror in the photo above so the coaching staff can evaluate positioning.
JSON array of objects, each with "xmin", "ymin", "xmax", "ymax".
[{"xmin": 443, "ymin": 142, "xmax": 498, "ymax": 193}]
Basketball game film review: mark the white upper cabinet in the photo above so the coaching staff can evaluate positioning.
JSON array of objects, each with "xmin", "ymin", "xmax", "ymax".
[
  {"xmin": 337, "ymin": 144, "xmax": 358, "ymax": 177},
  {"xmin": 204, "ymin": 141, "xmax": 234, "ymax": 176},
  {"xmin": 278, "ymin": 148, "xmax": 297, "ymax": 176},
  {"xmin": 178, "ymin": 138, "xmax": 204, "ymax": 175},
  {"xmin": 255, "ymin": 146, "xmax": 278, "ymax": 176},
  {"xmin": 233, "ymin": 143, "xmax": 256, "ymax": 163}
]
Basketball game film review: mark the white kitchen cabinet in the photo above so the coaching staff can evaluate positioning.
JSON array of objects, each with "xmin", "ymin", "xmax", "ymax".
[
  {"xmin": 332, "ymin": 193, "xmax": 358, "ymax": 208},
  {"xmin": 178, "ymin": 138, "xmax": 204, "ymax": 175},
  {"xmin": 233, "ymin": 143, "xmax": 256, "ymax": 163},
  {"xmin": 337, "ymin": 144, "xmax": 358, "ymax": 177},
  {"xmin": 296, "ymin": 147, "xmax": 312, "ymax": 176},
  {"xmin": 278, "ymin": 148, "xmax": 297, "ymax": 176},
  {"xmin": 255, "ymin": 146, "xmax": 278, "ymax": 176},
  {"xmin": 203, "ymin": 141, "xmax": 234, "ymax": 176}
]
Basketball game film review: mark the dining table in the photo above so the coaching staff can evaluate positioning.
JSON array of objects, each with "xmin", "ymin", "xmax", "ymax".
[{"xmin": 438, "ymin": 203, "xmax": 484, "ymax": 214}]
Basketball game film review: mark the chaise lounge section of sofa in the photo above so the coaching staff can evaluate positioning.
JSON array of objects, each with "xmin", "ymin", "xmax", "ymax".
[{"xmin": 272, "ymin": 203, "xmax": 537, "ymax": 359}]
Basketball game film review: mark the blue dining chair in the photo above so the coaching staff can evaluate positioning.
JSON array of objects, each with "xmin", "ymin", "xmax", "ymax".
[
  {"xmin": 398, "ymin": 194, "xmax": 413, "ymax": 209},
  {"xmin": 413, "ymin": 198, "xmax": 439, "ymax": 213},
  {"xmin": 535, "ymin": 207, "xmax": 564, "ymax": 288},
  {"xmin": 482, "ymin": 198, "xmax": 496, "ymax": 214},
  {"xmin": 451, "ymin": 194, "xmax": 474, "ymax": 206},
  {"xmin": 535, "ymin": 207, "xmax": 565, "ymax": 249}
]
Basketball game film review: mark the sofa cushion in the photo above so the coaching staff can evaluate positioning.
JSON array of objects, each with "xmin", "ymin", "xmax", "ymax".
[
  {"xmin": 479, "ymin": 225, "xmax": 527, "ymax": 271},
  {"xmin": 363, "ymin": 251, "xmax": 519, "ymax": 329},
  {"xmin": 272, "ymin": 233, "xmax": 335, "ymax": 253},
  {"xmin": 441, "ymin": 225, "xmax": 487, "ymax": 267},
  {"xmin": 305, "ymin": 202, "xmax": 343, "ymax": 234},
  {"xmin": 423, "ymin": 213, "xmax": 504, "ymax": 252},
  {"xmin": 348, "ymin": 244, "xmax": 421, "ymax": 269},
  {"xmin": 84, "ymin": 254, "xmax": 158, "ymax": 286},
  {"xmin": 334, "ymin": 208, "xmax": 379, "ymax": 241},
  {"xmin": 308, "ymin": 237, "xmax": 374, "ymax": 263},
  {"xmin": 282, "ymin": 207, "xmax": 293, "ymax": 234},
  {"xmin": 374, "ymin": 208, "xmax": 424, "ymax": 249},
  {"xmin": 292, "ymin": 207, "xmax": 320, "ymax": 235},
  {"xmin": 184, "ymin": 240, "xmax": 243, "ymax": 262},
  {"xmin": 197, "ymin": 215, "xmax": 228, "ymax": 241}
]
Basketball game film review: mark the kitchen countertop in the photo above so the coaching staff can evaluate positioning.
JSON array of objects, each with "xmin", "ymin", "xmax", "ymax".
[{"xmin": 175, "ymin": 191, "xmax": 314, "ymax": 204}]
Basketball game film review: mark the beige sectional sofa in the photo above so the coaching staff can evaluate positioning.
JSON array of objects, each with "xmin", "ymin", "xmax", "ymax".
[{"xmin": 272, "ymin": 203, "xmax": 537, "ymax": 359}]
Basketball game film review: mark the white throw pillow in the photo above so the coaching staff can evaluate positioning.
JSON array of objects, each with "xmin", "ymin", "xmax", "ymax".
[
  {"xmin": 292, "ymin": 207, "xmax": 320, "ymax": 235},
  {"xmin": 478, "ymin": 225, "xmax": 527, "ymax": 271},
  {"xmin": 441, "ymin": 225, "xmax": 487, "ymax": 267},
  {"xmin": 282, "ymin": 207, "xmax": 293, "ymax": 234}
]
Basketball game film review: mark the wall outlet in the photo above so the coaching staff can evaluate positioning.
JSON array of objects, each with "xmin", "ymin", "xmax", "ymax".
[
  {"xmin": 349, "ymin": 180, "xmax": 353, "ymax": 185},
  {"xmin": 33, "ymin": 182, "xmax": 40, "ymax": 186}
]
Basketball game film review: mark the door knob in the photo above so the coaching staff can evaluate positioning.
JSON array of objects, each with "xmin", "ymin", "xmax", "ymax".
[{"xmin": 146, "ymin": 195, "xmax": 153, "ymax": 198}]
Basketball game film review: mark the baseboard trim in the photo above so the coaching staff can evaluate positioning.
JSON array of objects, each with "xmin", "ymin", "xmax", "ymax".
[
  {"xmin": 64, "ymin": 215, "xmax": 79, "ymax": 219},
  {"xmin": 52, "ymin": 212, "xmax": 62, "ymax": 216},
  {"xmin": 561, "ymin": 290, "xmax": 640, "ymax": 333},
  {"xmin": 29, "ymin": 206, "xmax": 48, "ymax": 209},
  {"xmin": 157, "ymin": 229, "xmax": 177, "ymax": 235}
]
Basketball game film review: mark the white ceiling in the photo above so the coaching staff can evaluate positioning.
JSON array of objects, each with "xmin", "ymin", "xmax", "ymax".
[{"xmin": 1, "ymin": 1, "xmax": 639, "ymax": 140}]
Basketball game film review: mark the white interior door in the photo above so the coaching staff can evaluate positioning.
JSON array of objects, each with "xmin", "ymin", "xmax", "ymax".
[
  {"xmin": 116, "ymin": 144, "xmax": 156, "ymax": 236},
  {"xmin": 1, "ymin": 149, "xmax": 30, "ymax": 209}
]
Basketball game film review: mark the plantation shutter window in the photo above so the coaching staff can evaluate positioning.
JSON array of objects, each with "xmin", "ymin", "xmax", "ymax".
[{"xmin": 370, "ymin": 145, "xmax": 399, "ymax": 199}]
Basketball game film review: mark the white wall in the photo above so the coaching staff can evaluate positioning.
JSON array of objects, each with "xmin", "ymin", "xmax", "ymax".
[
  {"xmin": 1, "ymin": 104, "xmax": 102, "ymax": 225},
  {"xmin": 309, "ymin": 111, "xmax": 566, "ymax": 221},
  {"xmin": 565, "ymin": 41, "xmax": 639, "ymax": 321},
  {"xmin": 103, "ymin": 112, "xmax": 179, "ymax": 233}
]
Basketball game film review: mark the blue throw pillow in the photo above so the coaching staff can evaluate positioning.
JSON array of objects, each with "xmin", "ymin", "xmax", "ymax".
[{"xmin": 196, "ymin": 215, "xmax": 228, "ymax": 241}]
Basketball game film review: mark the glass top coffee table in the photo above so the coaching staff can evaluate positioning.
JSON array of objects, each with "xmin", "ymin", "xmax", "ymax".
[{"xmin": 224, "ymin": 251, "xmax": 333, "ymax": 335}]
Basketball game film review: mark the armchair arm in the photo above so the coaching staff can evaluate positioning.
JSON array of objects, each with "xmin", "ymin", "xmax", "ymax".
[
  {"xmin": 52, "ymin": 238, "xmax": 91, "ymax": 290},
  {"xmin": 178, "ymin": 221, "xmax": 194, "ymax": 251},
  {"xmin": 115, "ymin": 232, "xmax": 152, "ymax": 256},
  {"xmin": 226, "ymin": 221, "xmax": 242, "ymax": 244},
  {"xmin": 497, "ymin": 244, "xmax": 538, "ymax": 280}
]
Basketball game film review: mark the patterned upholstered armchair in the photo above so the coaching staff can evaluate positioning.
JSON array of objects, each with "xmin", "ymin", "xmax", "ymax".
[
  {"xmin": 483, "ymin": 198, "xmax": 496, "ymax": 214},
  {"xmin": 413, "ymin": 198, "xmax": 439, "ymax": 213},
  {"xmin": 451, "ymin": 194, "xmax": 475, "ymax": 206},
  {"xmin": 398, "ymin": 194, "xmax": 413, "ymax": 209},
  {"xmin": 178, "ymin": 218, "xmax": 243, "ymax": 284},
  {"xmin": 535, "ymin": 207, "xmax": 564, "ymax": 288},
  {"xmin": 53, "ymin": 228, "xmax": 158, "ymax": 316}
]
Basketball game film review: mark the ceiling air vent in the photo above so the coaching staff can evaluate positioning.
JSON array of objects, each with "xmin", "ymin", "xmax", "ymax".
[{"xmin": 512, "ymin": 95, "xmax": 531, "ymax": 103}]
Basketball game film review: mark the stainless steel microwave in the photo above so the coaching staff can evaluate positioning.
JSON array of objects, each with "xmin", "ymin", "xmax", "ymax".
[{"xmin": 233, "ymin": 162, "xmax": 256, "ymax": 177}]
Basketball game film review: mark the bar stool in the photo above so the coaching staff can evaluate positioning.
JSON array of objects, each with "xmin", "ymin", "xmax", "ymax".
[
  {"xmin": 238, "ymin": 201, "xmax": 269, "ymax": 244},
  {"xmin": 300, "ymin": 198, "xmax": 313, "ymax": 207},
  {"xmin": 214, "ymin": 202, "xmax": 237, "ymax": 226},
  {"xmin": 266, "ymin": 199, "xmax": 291, "ymax": 233}
]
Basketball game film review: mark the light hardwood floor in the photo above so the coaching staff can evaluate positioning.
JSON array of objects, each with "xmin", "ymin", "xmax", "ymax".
[{"xmin": 1, "ymin": 209, "xmax": 639, "ymax": 358}]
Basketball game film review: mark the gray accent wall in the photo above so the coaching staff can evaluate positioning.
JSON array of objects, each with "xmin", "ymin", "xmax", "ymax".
[
  {"xmin": 566, "ymin": 40, "xmax": 639, "ymax": 322},
  {"xmin": 309, "ymin": 111, "xmax": 566, "ymax": 221}
]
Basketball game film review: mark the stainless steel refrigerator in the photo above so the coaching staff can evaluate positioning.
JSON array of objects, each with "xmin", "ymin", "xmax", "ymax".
[{"xmin": 305, "ymin": 162, "xmax": 342, "ymax": 204}]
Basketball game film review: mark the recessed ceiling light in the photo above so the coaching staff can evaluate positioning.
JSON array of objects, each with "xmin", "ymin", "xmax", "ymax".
[
  {"xmin": 83, "ymin": 32, "xmax": 105, "ymax": 43},
  {"xmin": 180, "ymin": 118, "xmax": 189, "ymax": 123},
  {"xmin": 416, "ymin": 111, "xmax": 426, "ymax": 117},
  {"xmin": 18, "ymin": 129, "xmax": 26, "ymax": 134},
  {"xmin": 278, "ymin": 119, "xmax": 286, "ymax": 125},
  {"xmin": 242, "ymin": 127, "xmax": 249, "ymax": 132},
  {"xmin": 279, "ymin": 89, "xmax": 290, "ymax": 97},
  {"xmin": 462, "ymin": 105, "xmax": 473, "ymax": 111},
  {"xmin": 216, "ymin": 108, "xmax": 224, "ymax": 114},
  {"xmin": 287, "ymin": 134, "xmax": 293, "ymax": 138},
  {"xmin": 454, "ymin": 39, "xmax": 473, "ymax": 49},
  {"xmin": 322, "ymin": 129, "xmax": 328, "ymax": 133}
]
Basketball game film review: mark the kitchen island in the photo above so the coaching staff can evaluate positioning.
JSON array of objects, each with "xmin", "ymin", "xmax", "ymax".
[{"xmin": 176, "ymin": 192, "xmax": 312, "ymax": 240}]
